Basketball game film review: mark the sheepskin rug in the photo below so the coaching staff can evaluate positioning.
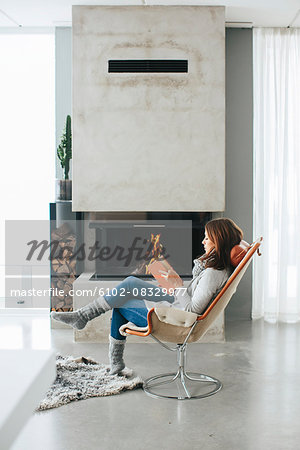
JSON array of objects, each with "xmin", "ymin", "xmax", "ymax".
[{"xmin": 37, "ymin": 355, "xmax": 143, "ymax": 411}]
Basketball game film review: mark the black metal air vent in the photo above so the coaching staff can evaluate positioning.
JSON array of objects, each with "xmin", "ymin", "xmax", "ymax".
[{"xmin": 108, "ymin": 60, "xmax": 188, "ymax": 73}]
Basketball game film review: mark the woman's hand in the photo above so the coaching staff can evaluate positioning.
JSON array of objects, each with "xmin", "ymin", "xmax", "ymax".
[{"xmin": 166, "ymin": 269, "xmax": 184, "ymax": 288}]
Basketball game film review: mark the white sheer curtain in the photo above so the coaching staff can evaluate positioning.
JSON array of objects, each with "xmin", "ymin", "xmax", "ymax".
[{"xmin": 253, "ymin": 28, "xmax": 300, "ymax": 323}]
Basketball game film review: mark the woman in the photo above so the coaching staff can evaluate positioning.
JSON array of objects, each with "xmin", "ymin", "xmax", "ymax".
[{"xmin": 51, "ymin": 218, "xmax": 243, "ymax": 374}]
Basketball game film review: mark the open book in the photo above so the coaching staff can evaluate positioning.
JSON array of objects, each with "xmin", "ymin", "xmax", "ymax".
[{"xmin": 147, "ymin": 258, "xmax": 182, "ymax": 290}]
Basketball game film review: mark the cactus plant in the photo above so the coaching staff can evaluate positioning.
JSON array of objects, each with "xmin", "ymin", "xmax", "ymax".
[{"xmin": 57, "ymin": 115, "xmax": 72, "ymax": 180}]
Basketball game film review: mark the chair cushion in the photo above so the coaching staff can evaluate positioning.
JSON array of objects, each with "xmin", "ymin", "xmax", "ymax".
[
  {"xmin": 230, "ymin": 240, "xmax": 250, "ymax": 267},
  {"xmin": 154, "ymin": 307, "xmax": 198, "ymax": 327},
  {"xmin": 119, "ymin": 321, "xmax": 149, "ymax": 336}
]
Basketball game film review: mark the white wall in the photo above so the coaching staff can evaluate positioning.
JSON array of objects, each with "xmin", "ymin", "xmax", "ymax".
[{"xmin": 0, "ymin": 30, "xmax": 55, "ymax": 307}]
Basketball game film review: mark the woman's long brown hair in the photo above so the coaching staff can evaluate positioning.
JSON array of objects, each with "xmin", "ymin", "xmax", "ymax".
[{"xmin": 200, "ymin": 218, "xmax": 243, "ymax": 270}]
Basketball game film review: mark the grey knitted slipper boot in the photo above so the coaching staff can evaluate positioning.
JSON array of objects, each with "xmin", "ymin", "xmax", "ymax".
[
  {"xmin": 50, "ymin": 310, "xmax": 87, "ymax": 329},
  {"xmin": 51, "ymin": 297, "xmax": 111, "ymax": 330},
  {"xmin": 109, "ymin": 335, "xmax": 126, "ymax": 375}
]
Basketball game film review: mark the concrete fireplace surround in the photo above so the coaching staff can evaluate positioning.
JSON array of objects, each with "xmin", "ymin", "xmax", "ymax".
[
  {"xmin": 70, "ymin": 5, "xmax": 226, "ymax": 342},
  {"xmin": 72, "ymin": 5, "xmax": 225, "ymax": 212}
]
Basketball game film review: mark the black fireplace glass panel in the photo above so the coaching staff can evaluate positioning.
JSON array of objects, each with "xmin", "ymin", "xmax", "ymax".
[
  {"xmin": 86, "ymin": 212, "xmax": 212, "ymax": 279},
  {"xmin": 89, "ymin": 220, "xmax": 192, "ymax": 277}
]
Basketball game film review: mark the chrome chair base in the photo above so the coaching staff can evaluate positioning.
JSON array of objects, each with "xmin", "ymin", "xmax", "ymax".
[
  {"xmin": 143, "ymin": 369, "xmax": 222, "ymax": 400},
  {"xmin": 143, "ymin": 321, "xmax": 222, "ymax": 400},
  {"xmin": 143, "ymin": 334, "xmax": 222, "ymax": 400}
]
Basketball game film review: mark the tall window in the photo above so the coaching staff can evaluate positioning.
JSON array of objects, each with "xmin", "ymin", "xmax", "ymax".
[
  {"xmin": 0, "ymin": 31, "xmax": 55, "ymax": 304},
  {"xmin": 253, "ymin": 28, "xmax": 300, "ymax": 323}
]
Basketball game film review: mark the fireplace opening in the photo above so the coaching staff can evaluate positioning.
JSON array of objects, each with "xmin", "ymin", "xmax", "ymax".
[{"xmin": 87, "ymin": 212, "xmax": 211, "ymax": 280}]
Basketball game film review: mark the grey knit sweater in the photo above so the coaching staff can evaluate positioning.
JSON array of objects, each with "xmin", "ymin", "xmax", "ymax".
[{"xmin": 145, "ymin": 259, "xmax": 231, "ymax": 315}]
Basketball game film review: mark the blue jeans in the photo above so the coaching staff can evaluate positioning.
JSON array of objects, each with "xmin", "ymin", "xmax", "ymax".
[{"xmin": 103, "ymin": 276, "xmax": 175, "ymax": 340}]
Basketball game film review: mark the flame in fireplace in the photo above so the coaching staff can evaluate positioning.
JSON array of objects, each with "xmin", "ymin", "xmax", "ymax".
[
  {"xmin": 131, "ymin": 233, "xmax": 165, "ymax": 276},
  {"xmin": 145, "ymin": 233, "xmax": 163, "ymax": 273}
]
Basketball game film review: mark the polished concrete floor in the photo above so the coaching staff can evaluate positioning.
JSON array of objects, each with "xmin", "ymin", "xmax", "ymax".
[{"xmin": 8, "ymin": 317, "xmax": 300, "ymax": 450}]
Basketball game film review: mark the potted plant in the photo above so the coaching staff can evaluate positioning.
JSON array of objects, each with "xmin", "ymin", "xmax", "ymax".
[{"xmin": 56, "ymin": 115, "xmax": 72, "ymax": 201}]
